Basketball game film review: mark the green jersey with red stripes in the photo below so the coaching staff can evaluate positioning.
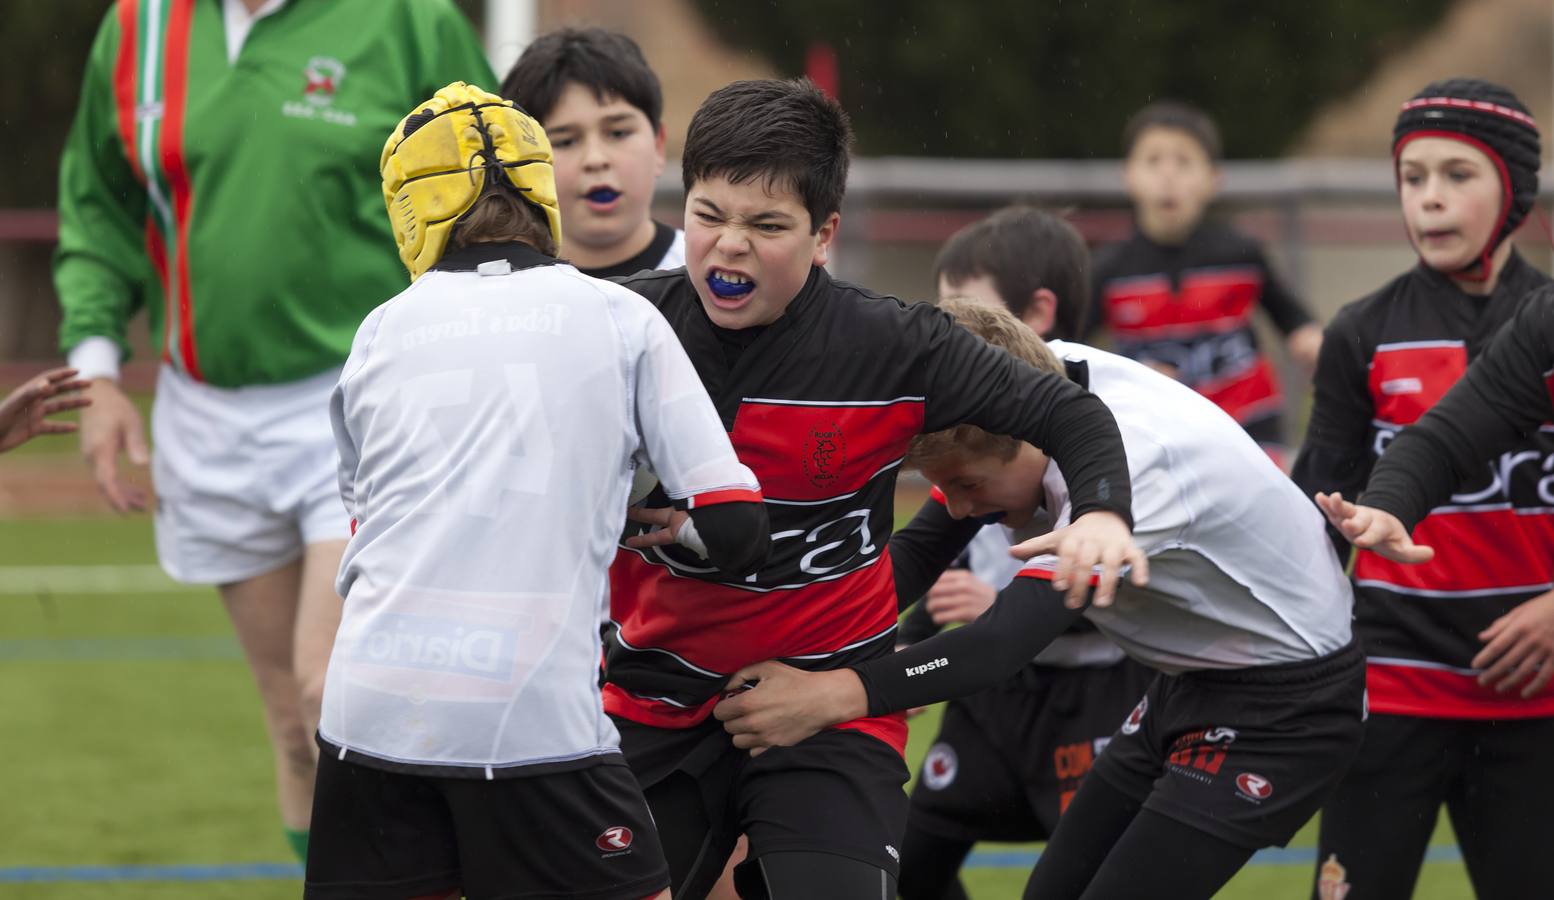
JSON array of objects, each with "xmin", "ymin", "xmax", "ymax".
[{"xmin": 54, "ymin": 0, "xmax": 496, "ymax": 388}]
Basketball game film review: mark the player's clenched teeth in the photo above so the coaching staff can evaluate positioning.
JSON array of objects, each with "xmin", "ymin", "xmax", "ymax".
[{"xmin": 707, "ymin": 268, "xmax": 756, "ymax": 299}]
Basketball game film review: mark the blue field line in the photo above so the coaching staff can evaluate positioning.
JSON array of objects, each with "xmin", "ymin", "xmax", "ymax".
[
  {"xmin": 964, "ymin": 843, "xmax": 1464, "ymax": 869},
  {"xmin": 0, "ymin": 636, "xmax": 241, "ymax": 662},
  {"xmin": 0, "ymin": 846, "xmax": 1465, "ymax": 883}
]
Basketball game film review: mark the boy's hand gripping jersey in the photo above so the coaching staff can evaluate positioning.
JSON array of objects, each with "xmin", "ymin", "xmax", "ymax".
[
  {"xmin": 1295, "ymin": 255, "xmax": 1554, "ymax": 718},
  {"xmin": 605, "ymin": 266, "xmax": 1133, "ymax": 752}
]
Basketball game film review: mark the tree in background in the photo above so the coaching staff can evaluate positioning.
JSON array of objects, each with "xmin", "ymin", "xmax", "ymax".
[{"xmin": 689, "ymin": 0, "xmax": 1451, "ymax": 158}]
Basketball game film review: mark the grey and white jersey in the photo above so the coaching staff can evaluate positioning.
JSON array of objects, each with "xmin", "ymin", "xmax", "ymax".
[
  {"xmin": 1017, "ymin": 341, "xmax": 1353, "ymax": 674},
  {"xmin": 965, "ymin": 524, "xmax": 1126, "ymax": 668},
  {"xmin": 321, "ymin": 249, "xmax": 759, "ymax": 776}
]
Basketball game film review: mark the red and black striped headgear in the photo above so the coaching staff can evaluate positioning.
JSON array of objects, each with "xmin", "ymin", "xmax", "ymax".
[{"xmin": 1393, "ymin": 78, "xmax": 1540, "ymax": 280}]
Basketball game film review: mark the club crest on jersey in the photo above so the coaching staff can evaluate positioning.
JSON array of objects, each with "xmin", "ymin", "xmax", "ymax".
[
  {"xmin": 923, "ymin": 742, "xmax": 958, "ymax": 790},
  {"xmin": 595, "ymin": 826, "xmax": 634, "ymax": 854},
  {"xmin": 1317, "ymin": 854, "xmax": 1351, "ymax": 900},
  {"xmin": 283, "ymin": 56, "xmax": 357, "ymax": 126},
  {"xmin": 1234, "ymin": 772, "xmax": 1273, "ymax": 802},
  {"xmin": 801, "ymin": 422, "xmax": 847, "ymax": 488},
  {"xmin": 1120, "ymin": 695, "xmax": 1148, "ymax": 735}
]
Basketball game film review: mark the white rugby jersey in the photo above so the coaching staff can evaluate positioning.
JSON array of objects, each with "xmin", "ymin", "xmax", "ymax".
[
  {"xmin": 1017, "ymin": 341, "xmax": 1353, "ymax": 674},
  {"xmin": 965, "ymin": 524, "xmax": 1126, "ymax": 668},
  {"xmin": 321, "ymin": 244, "xmax": 760, "ymax": 777}
]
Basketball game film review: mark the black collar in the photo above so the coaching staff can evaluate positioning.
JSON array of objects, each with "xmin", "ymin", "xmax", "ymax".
[
  {"xmin": 430, "ymin": 241, "xmax": 559, "ymax": 273},
  {"xmin": 579, "ymin": 222, "xmax": 678, "ymax": 280}
]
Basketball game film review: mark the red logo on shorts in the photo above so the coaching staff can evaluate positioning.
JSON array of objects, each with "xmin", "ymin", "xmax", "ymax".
[
  {"xmin": 596, "ymin": 826, "xmax": 633, "ymax": 852},
  {"xmin": 1235, "ymin": 772, "xmax": 1273, "ymax": 800}
]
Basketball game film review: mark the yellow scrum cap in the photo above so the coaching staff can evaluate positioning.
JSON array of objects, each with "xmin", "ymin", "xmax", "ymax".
[{"xmin": 380, "ymin": 82, "xmax": 562, "ymax": 281}]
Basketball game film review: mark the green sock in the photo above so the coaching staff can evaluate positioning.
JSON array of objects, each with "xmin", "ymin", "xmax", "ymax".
[{"xmin": 285, "ymin": 828, "xmax": 309, "ymax": 864}]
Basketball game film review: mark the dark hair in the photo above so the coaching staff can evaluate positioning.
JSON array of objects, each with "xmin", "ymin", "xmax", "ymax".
[
  {"xmin": 1122, "ymin": 99, "xmax": 1222, "ymax": 160},
  {"xmin": 499, "ymin": 27, "xmax": 663, "ymax": 130},
  {"xmin": 932, "ymin": 207, "xmax": 1089, "ymax": 341},
  {"xmin": 450, "ymin": 188, "xmax": 558, "ymax": 257},
  {"xmin": 682, "ymin": 79, "xmax": 852, "ymax": 232}
]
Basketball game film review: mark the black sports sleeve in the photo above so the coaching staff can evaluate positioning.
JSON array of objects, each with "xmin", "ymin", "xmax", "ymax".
[
  {"xmin": 1291, "ymin": 309, "xmax": 1377, "ymax": 559},
  {"xmin": 888, "ymin": 497, "xmax": 983, "ymax": 611},
  {"xmin": 685, "ymin": 501, "xmax": 770, "ymax": 577},
  {"xmin": 1255, "ymin": 247, "xmax": 1315, "ymax": 335},
  {"xmin": 912, "ymin": 304, "xmax": 1132, "ymax": 528},
  {"xmin": 849, "ymin": 576, "xmax": 1086, "ymax": 716},
  {"xmin": 1364, "ymin": 292, "xmax": 1554, "ymax": 532},
  {"xmin": 897, "ymin": 600, "xmax": 938, "ymax": 646}
]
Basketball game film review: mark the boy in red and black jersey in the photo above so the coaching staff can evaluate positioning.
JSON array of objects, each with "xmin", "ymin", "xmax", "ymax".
[
  {"xmin": 605, "ymin": 80, "xmax": 1143, "ymax": 899},
  {"xmin": 1293, "ymin": 78, "xmax": 1554, "ymax": 900},
  {"xmin": 1089, "ymin": 100, "xmax": 1321, "ymax": 463}
]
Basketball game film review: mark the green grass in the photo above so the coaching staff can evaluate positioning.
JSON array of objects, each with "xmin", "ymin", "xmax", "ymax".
[{"xmin": 0, "ymin": 516, "xmax": 1473, "ymax": 898}]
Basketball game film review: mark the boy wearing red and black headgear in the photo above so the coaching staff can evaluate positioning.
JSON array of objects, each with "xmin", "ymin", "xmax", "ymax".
[{"xmin": 1293, "ymin": 77, "xmax": 1554, "ymax": 900}]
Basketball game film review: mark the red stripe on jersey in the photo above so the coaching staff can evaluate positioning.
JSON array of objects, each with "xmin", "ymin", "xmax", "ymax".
[
  {"xmin": 1545, "ymin": 368, "xmax": 1554, "ymax": 411},
  {"xmin": 686, "ymin": 487, "xmax": 762, "ymax": 509},
  {"xmin": 1354, "ymin": 508, "xmax": 1554, "ymax": 596},
  {"xmin": 1195, "ymin": 357, "xmax": 1281, "ymax": 424},
  {"xmin": 1367, "ymin": 343, "xmax": 1467, "ymax": 425},
  {"xmin": 159, "ymin": 0, "xmax": 202, "ymax": 381},
  {"xmin": 610, "ymin": 548, "xmax": 900, "ymax": 676},
  {"xmin": 1015, "ymin": 566, "xmax": 1101, "ymax": 588},
  {"xmin": 729, "ymin": 400, "xmax": 924, "ymax": 501},
  {"xmin": 112, "ymin": 0, "xmax": 141, "ymax": 182},
  {"xmin": 1367, "ymin": 659, "xmax": 1554, "ymax": 719},
  {"xmin": 145, "ymin": 223, "xmax": 172, "ymax": 363},
  {"xmin": 349, "ymin": 518, "xmax": 357, "ymax": 536},
  {"xmin": 1102, "ymin": 267, "xmax": 1260, "ymax": 338}
]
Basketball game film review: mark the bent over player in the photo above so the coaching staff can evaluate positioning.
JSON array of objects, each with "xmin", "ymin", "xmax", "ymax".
[
  {"xmin": 605, "ymin": 79, "xmax": 1144, "ymax": 899},
  {"xmin": 305, "ymin": 83, "xmax": 768, "ymax": 900},
  {"xmin": 717, "ymin": 300, "xmax": 1363, "ymax": 900}
]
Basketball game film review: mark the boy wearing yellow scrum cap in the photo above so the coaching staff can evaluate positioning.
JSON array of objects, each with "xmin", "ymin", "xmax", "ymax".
[{"xmin": 304, "ymin": 82, "xmax": 769, "ymax": 900}]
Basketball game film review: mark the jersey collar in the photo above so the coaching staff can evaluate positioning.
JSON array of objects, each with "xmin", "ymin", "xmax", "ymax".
[{"xmin": 430, "ymin": 241, "xmax": 559, "ymax": 274}]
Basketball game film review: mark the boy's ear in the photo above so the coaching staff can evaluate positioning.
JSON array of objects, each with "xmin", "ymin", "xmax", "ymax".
[
  {"xmin": 811, "ymin": 211, "xmax": 842, "ymax": 267},
  {"xmin": 653, "ymin": 122, "xmax": 667, "ymax": 175},
  {"xmin": 1023, "ymin": 288, "xmax": 1058, "ymax": 337}
]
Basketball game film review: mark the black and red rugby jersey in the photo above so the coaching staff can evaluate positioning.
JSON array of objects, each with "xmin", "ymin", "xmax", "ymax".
[
  {"xmin": 1089, "ymin": 221, "xmax": 1313, "ymax": 445},
  {"xmin": 1294, "ymin": 252, "xmax": 1554, "ymax": 719},
  {"xmin": 605, "ymin": 265, "xmax": 1133, "ymax": 753}
]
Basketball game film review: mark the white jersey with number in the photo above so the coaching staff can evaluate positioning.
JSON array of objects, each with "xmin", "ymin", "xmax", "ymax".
[
  {"xmin": 1016, "ymin": 341, "xmax": 1353, "ymax": 674},
  {"xmin": 321, "ymin": 247, "xmax": 759, "ymax": 776}
]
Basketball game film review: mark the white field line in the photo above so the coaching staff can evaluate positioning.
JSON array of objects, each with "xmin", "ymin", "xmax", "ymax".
[{"xmin": 0, "ymin": 565, "xmax": 204, "ymax": 595}]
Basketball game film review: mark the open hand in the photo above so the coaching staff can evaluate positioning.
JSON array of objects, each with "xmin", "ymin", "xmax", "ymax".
[
  {"xmin": 0, "ymin": 367, "xmax": 92, "ymax": 453},
  {"xmin": 1009, "ymin": 511, "xmax": 1148, "ymax": 608},
  {"xmin": 79, "ymin": 378, "xmax": 149, "ymax": 512},
  {"xmin": 1313, "ymin": 492, "xmax": 1433, "ymax": 564}
]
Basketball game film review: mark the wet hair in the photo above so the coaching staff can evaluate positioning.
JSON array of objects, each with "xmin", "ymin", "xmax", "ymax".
[
  {"xmin": 449, "ymin": 187, "xmax": 558, "ymax": 257},
  {"xmin": 681, "ymin": 79, "xmax": 852, "ymax": 232},
  {"xmin": 932, "ymin": 207, "xmax": 1089, "ymax": 340},
  {"xmin": 907, "ymin": 298, "xmax": 1064, "ymax": 469},
  {"xmin": 1122, "ymin": 99, "xmax": 1222, "ymax": 161},
  {"xmin": 500, "ymin": 27, "xmax": 663, "ymax": 130}
]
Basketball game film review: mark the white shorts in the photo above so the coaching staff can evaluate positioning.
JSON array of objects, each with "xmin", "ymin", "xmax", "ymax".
[{"xmin": 152, "ymin": 364, "xmax": 350, "ymax": 585}]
